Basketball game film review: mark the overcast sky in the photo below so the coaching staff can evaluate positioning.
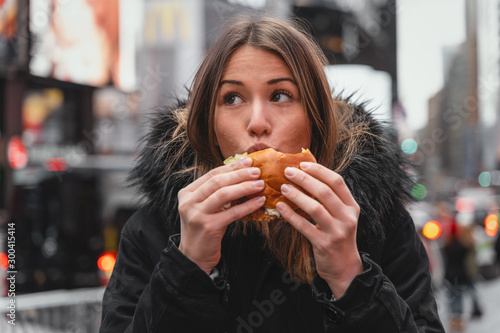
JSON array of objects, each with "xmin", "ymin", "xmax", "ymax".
[{"xmin": 397, "ymin": 0, "xmax": 466, "ymax": 131}]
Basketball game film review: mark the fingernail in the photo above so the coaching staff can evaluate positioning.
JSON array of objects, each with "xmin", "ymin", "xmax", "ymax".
[
  {"xmin": 249, "ymin": 167, "xmax": 260, "ymax": 176},
  {"xmin": 276, "ymin": 202, "xmax": 285, "ymax": 212},
  {"xmin": 240, "ymin": 157, "xmax": 253, "ymax": 167},
  {"xmin": 285, "ymin": 167, "xmax": 297, "ymax": 177},
  {"xmin": 300, "ymin": 162, "xmax": 311, "ymax": 169},
  {"xmin": 256, "ymin": 196, "xmax": 266, "ymax": 205},
  {"xmin": 281, "ymin": 184, "xmax": 291, "ymax": 194},
  {"xmin": 254, "ymin": 180, "xmax": 265, "ymax": 188}
]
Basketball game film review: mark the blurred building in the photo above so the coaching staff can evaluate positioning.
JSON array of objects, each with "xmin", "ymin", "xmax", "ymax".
[
  {"xmin": 415, "ymin": 1, "xmax": 499, "ymax": 281},
  {"xmin": 0, "ymin": 0, "xmax": 143, "ymax": 294},
  {"xmin": 422, "ymin": 90, "xmax": 447, "ymax": 199},
  {"xmin": 419, "ymin": 41, "xmax": 476, "ymax": 198},
  {"xmin": 442, "ymin": 40, "xmax": 479, "ymax": 182},
  {"xmin": 293, "ymin": 0, "xmax": 398, "ymax": 101},
  {"xmin": 476, "ymin": 0, "xmax": 500, "ymax": 172},
  {"xmin": 419, "ymin": 0, "xmax": 500, "ymax": 196}
]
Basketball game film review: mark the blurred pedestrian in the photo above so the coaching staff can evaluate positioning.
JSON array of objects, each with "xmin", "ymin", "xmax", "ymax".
[
  {"xmin": 100, "ymin": 15, "xmax": 444, "ymax": 332},
  {"xmin": 443, "ymin": 219, "xmax": 483, "ymax": 332}
]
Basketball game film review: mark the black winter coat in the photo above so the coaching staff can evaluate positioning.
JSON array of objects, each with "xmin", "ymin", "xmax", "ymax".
[{"xmin": 100, "ymin": 100, "xmax": 445, "ymax": 332}]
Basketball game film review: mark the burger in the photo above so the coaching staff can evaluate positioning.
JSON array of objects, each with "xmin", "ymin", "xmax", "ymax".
[{"xmin": 224, "ymin": 148, "xmax": 317, "ymax": 222}]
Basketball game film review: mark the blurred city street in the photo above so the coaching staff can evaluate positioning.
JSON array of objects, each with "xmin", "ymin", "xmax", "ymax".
[
  {"xmin": 436, "ymin": 276, "xmax": 500, "ymax": 332},
  {"xmin": 0, "ymin": 287, "xmax": 104, "ymax": 332},
  {"xmin": 1, "ymin": 0, "xmax": 500, "ymax": 331}
]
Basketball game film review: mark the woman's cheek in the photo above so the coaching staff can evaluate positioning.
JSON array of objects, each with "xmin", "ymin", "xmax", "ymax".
[{"xmin": 215, "ymin": 128, "xmax": 240, "ymax": 157}]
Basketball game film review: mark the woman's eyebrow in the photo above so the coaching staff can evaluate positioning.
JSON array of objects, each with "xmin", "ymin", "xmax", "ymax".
[
  {"xmin": 219, "ymin": 80, "xmax": 243, "ymax": 87},
  {"xmin": 219, "ymin": 77, "xmax": 296, "ymax": 87},
  {"xmin": 267, "ymin": 77, "xmax": 296, "ymax": 85}
]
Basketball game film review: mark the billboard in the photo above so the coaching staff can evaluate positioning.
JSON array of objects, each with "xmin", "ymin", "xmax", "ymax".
[{"xmin": 29, "ymin": 0, "xmax": 137, "ymax": 90}]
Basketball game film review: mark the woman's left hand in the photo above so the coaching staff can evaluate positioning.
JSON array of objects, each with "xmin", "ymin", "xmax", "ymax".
[{"xmin": 276, "ymin": 162, "xmax": 363, "ymax": 298}]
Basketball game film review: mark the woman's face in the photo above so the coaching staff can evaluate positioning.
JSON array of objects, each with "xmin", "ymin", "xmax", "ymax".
[{"xmin": 214, "ymin": 45, "xmax": 311, "ymax": 158}]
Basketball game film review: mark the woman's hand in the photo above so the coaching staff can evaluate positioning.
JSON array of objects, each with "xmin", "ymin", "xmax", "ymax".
[
  {"xmin": 177, "ymin": 157, "xmax": 266, "ymax": 275},
  {"xmin": 276, "ymin": 162, "xmax": 362, "ymax": 298}
]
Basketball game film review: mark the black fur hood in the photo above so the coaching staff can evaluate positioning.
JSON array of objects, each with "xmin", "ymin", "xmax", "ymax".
[{"xmin": 129, "ymin": 98, "xmax": 415, "ymax": 252}]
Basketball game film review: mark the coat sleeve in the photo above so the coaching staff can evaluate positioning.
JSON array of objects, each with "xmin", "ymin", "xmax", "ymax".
[
  {"xmin": 312, "ymin": 210, "xmax": 445, "ymax": 332},
  {"xmin": 100, "ymin": 212, "xmax": 229, "ymax": 332}
]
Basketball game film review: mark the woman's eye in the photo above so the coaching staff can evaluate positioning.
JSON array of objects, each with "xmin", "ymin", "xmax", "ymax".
[
  {"xmin": 270, "ymin": 91, "xmax": 292, "ymax": 103},
  {"xmin": 223, "ymin": 93, "xmax": 243, "ymax": 106}
]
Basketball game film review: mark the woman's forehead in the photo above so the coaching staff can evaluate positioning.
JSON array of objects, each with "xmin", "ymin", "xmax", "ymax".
[{"xmin": 220, "ymin": 45, "xmax": 294, "ymax": 81}]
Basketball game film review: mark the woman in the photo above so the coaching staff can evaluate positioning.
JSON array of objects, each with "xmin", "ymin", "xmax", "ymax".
[{"xmin": 100, "ymin": 16, "xmax": 444, "ymax": 332}]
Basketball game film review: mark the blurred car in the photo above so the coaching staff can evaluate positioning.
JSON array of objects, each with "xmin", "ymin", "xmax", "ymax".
[{"xmin": 454, "ymin": 187, "xmax": 499, "ymax": 280}]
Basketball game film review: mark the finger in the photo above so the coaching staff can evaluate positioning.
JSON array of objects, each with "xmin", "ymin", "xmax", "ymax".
[
  {"xmin": 184, "ymin": 157, "xmax": 254, "ymax": 192},
  {"xmin": 218, "ymin": 195, "xmax": 266, "ymax": 225},
  {"xmin": 284, "ymin": 167, "xmax": 344, "ymax": 218},
  {"xmin": 193, "ymin": 168, "xmax": 260, "ymax": 202},
  {"xmin": 276, "ymin": 202, "xmax": 319, "ymax": 241},
  {"xmin": 202, "ymin": 179, "xmax": 265, "ymax": 213},
  {"xmin": 299, "ymin": 162, "xmax": 358, "ymax": 207},
  {"xmin": 280, "ymin": 183, "xmax": 335, "ymax": 231}
]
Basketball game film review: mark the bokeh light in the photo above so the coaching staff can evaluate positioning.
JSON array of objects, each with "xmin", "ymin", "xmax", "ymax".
[
  {"xmin": 0, "ymin": 253, "xmax": 8, "ymax": 271},
  {"xmin": 98, "ymin": 252, "xmax": 116, "ymax": 272},
  {"xmin": 485, "ymin": 213, "xmax": 499, "ymax": 237},
  {"xmin": 478, "ymin": 171, "xmax": 491, "ymax": 187},
  {"xmin": 455, "ymin": 198, "xmax": 475, "ymax": 213},
  {"xmin": 401, "ymin": 138, "xmax": 418, "ymax": 155},
  {"xmin": 7, "ymin": 136, "xmax": 28, "ymax": 169},
  {"xmin": 411, "ymin": 184, "xmax": 427, "ymax": 200},
  {"xmin": 422, "ymin": 221, "xmax": 442, "ymax": 240}
]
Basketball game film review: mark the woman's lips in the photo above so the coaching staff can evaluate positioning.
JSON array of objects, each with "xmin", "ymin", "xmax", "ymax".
[{"xmin": 246, "ymin": 142, "xmax": 272, "ymax": 154}]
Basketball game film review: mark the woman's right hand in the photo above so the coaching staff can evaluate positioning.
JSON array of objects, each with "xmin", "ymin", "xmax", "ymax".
[{"xmin": 177, "ymin": 157, "xmax": 266, "ymax": 275}]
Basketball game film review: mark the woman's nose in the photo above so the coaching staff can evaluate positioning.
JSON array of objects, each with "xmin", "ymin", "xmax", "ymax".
[{"xmin": 247, "ymin": 100, "xmax": 271, "ymax": 136}]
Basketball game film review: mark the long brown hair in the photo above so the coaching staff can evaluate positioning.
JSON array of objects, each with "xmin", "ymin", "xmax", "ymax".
[{"xmin": 185, "ymin": 15, "xmax": 344, "ymax": 176}]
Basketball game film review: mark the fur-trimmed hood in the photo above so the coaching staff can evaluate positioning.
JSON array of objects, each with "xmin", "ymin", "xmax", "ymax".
[{"xmin": 129, "ymin": 98, "xmax": 415, "ymax": 253}]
